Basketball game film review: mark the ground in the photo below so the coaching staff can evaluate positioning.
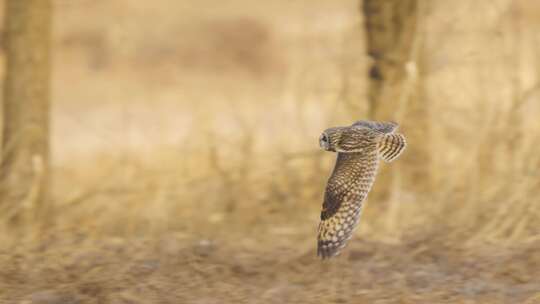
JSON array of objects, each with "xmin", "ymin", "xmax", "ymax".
[{"xmin": 2, "ymin": 228, "xmax": 539, "ymax": 304}]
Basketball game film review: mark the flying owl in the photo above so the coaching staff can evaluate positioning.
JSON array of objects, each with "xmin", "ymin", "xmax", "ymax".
[{"xmin": 317, "ymin": 120, "xmax": 406, "ymax": 259}]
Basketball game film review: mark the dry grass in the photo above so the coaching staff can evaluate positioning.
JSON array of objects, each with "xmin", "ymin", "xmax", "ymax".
[
  {"xmin": 1, "ymin": 235, "xmax": 540, "ymax": 303},
  {"xmin": 1, "ymin": 0, "xmax": 540, "ymax": 303}
]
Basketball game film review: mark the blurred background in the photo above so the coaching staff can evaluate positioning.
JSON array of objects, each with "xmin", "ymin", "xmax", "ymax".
[{"xmin": 0, "ymin": 0, "xmax": 539, "ymax": 303}]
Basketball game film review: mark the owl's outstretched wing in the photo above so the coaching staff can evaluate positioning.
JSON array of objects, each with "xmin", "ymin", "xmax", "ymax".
[
  {"xmin": 317, "ymin": 192, "xmax": 363, "ymax": 259},
  {"xmin": 379, "ymin": 133, "xmax": 406, "ymax": 162},
  {"xmin": 353, "ymin": 120, "xmax": 398, "ymax": 134},
  {"xmin": 317, "ymin": 152, "xmax": 379, "ymax": 259}
]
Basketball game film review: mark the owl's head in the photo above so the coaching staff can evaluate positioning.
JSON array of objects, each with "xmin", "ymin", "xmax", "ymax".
[
  {"xmin": 319, "ymin": 125, "xmax": 380, "ymax": 153},
  {"xmin": 319, "ymin": 127, "xmax": 347, "ymax": 152}
]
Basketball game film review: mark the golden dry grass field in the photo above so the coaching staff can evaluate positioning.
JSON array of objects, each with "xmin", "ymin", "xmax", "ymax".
[{"xmin": 1, "ymin": 0, "xmax": 540, "ymax": 303}]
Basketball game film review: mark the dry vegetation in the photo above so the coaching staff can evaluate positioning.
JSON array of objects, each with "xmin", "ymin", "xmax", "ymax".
[{"xmin": 0, "ymin": 0, "xmax": 539, "ymax": 303}]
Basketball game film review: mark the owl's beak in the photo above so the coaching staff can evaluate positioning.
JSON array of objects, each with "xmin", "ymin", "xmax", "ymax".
[{"xmin": 319, "ymin": 140, "xmax": 334, "ymax": 152}]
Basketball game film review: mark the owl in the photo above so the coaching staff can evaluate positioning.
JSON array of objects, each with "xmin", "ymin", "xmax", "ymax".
[{"xmin": 317, "ymin": 120, "xmax": 406, "ymax": 259}]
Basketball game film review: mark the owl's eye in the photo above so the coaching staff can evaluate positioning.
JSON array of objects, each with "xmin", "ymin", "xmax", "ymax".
[{"xmin": 319, "ymin": 133, "xmax": 331, "ymax": 150}]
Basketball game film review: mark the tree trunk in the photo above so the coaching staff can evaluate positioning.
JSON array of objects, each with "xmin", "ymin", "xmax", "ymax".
[
  {"xmin": 362, "ymin": 0, "xmax": 430, "ymax": 203},
  {"xmin": 0, "ymin": 0, "xmax": 52, "ymax": 228}
]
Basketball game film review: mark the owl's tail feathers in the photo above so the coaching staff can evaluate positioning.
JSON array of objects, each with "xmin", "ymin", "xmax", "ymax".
[{"xmin": 379, "ymin": 133, "xmax": 406, "ymax": 162}]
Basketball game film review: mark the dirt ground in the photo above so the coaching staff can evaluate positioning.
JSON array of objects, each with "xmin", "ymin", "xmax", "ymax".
[{"xmin": 1, "ymin": 229, "xmax": 539, "ymax": 304}]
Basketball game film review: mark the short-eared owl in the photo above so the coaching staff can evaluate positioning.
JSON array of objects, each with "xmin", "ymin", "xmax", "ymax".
[{"xmin": 317, "ymin": 120, "xmax": 406, "ymax": 258}]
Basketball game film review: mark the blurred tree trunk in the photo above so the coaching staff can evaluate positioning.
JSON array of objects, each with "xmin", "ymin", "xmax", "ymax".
[
  {"xmin": 362, "ymin": 0, "xmax": 431, "ymax": 203},
  {"xmin": 0, "ymin": 0, "xmax": 52, "ymax": 229}
]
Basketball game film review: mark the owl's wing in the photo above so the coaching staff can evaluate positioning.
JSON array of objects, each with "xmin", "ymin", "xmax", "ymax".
[
  {"xmin": 317, "ymin": 193, "xmax": 363, "ymax": 259},
  {"xmin": 379, "ymin": 133, "xmax": 406, "ymax": 162},
  {"xmin": 353, "ymin": 120, "xmax": 398, "ymax": 134},
  {"xmin": 317, "ymin": 152, "xmax": 379, "ymax": 259}
]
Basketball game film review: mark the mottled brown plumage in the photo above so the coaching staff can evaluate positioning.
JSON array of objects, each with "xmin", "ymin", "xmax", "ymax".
[{"xmin": 317, "ymin": 120, "xmax": 406, "ymax": 259}]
